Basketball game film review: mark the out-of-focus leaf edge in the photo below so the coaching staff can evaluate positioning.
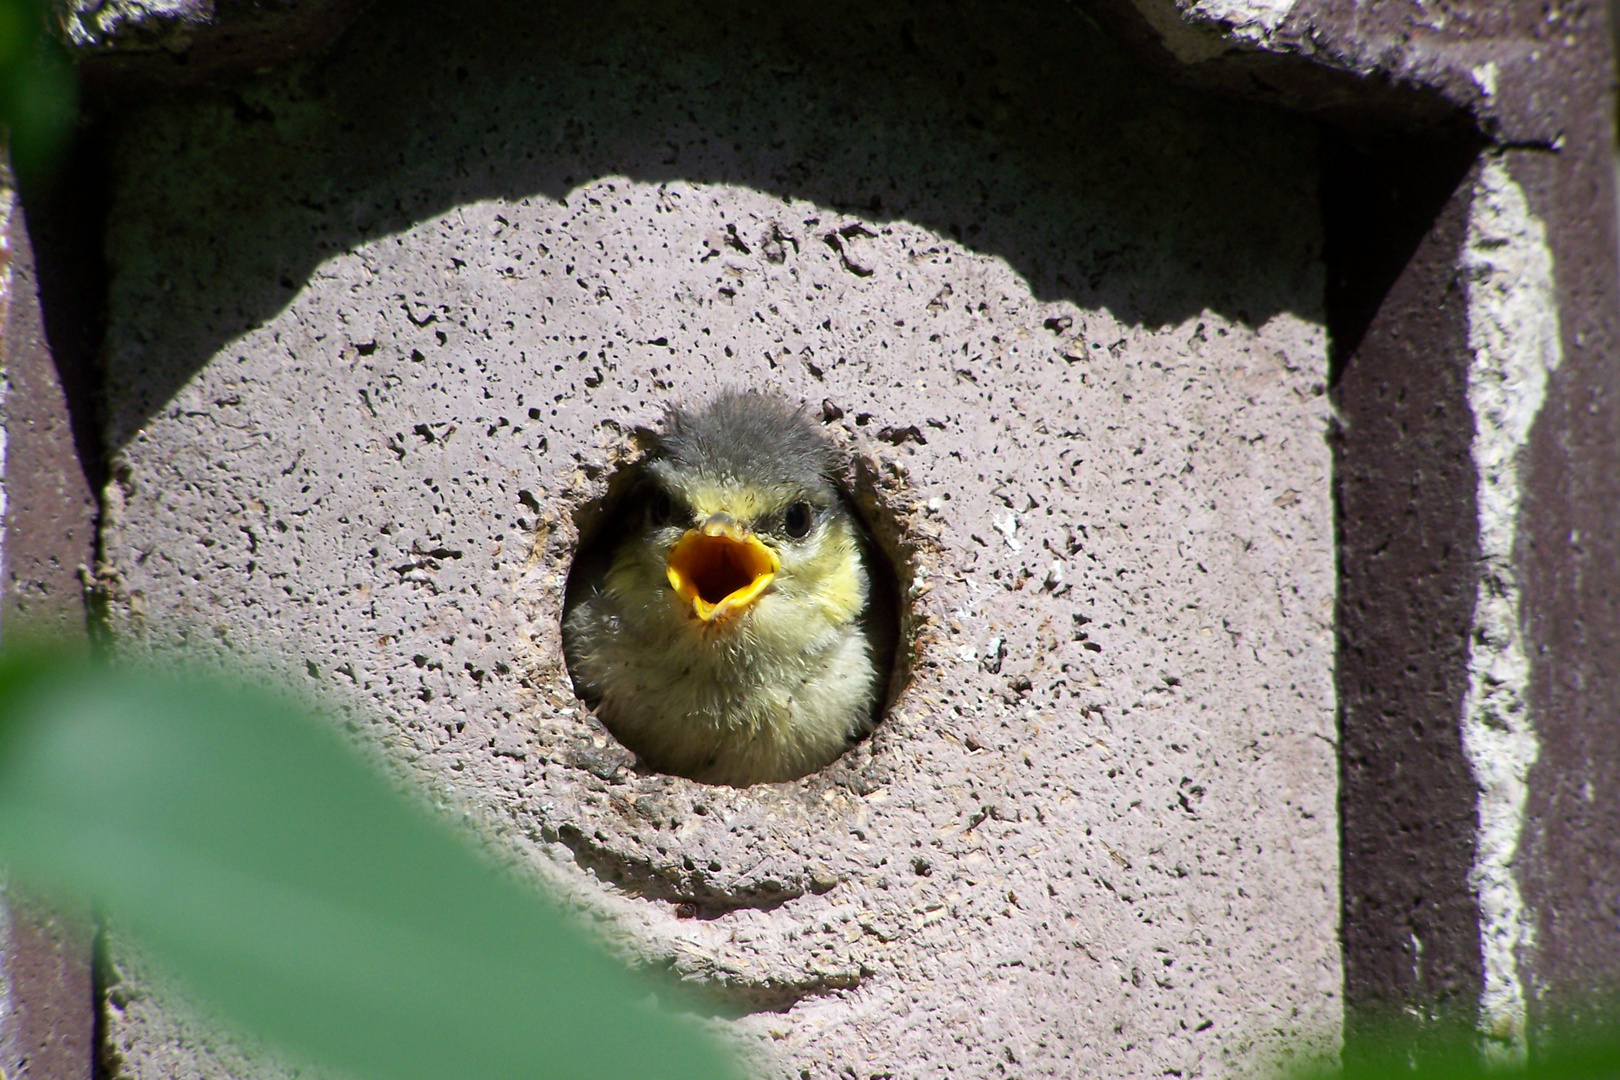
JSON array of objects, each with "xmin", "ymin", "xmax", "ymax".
[{"xmin": 0, "ymin": 646, "xmax": 741, "ymax": 1080}]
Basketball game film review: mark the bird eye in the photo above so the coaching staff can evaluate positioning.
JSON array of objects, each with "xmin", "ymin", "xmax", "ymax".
[
  {"xmin": 784, "ymin": 502, "xmax": 813, "ymax": 538},
  {"xmin": 649, "ymin": 491, "xmax": 673, "ymax": 526}
]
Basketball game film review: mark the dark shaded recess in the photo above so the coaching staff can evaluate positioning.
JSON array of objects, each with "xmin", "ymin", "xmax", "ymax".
[
  {"xmin": 13, "ymin": 123, "xmax": 112, "ymax": 505},
  {"xmin": 1321, "ymin": 129, "xmax": 1482, "ymax": 382},
  {"xmin": 87, "ymin": 0, "xmax": 1321, "ymax": 450},
  {"xmin": 1328, "ymin": 140, "xmax": 1484, "ymax": 1066},
  {"xmin": 1, "ymin": 124, "xmax": 108, "ymax": 642}
]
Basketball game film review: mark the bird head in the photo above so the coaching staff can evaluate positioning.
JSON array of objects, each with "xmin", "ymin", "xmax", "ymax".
[
  {"xmin": 562, "ymin": 391, "xmax": 888, "ymax": 785},
  {"xmin": 622, "ymin": 392, "xmax": 866, "ymax": 633}
]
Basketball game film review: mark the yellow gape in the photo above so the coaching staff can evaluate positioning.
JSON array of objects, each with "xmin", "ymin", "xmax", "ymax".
[{"xmin": 665, "ymin": 516, "xmax": 781, "ymax": 622}]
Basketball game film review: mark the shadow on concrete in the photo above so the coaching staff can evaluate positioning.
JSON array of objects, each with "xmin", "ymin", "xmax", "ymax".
[
  {"xmin": 96, "ymin": 0, "xmax": 1325, "ymax": 450},
  {"xmin": 1329, "ymin": 143, "xmax": 1487, "ymax": 1062}
]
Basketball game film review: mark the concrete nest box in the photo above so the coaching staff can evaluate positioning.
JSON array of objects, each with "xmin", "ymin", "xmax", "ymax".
[{"xmin": 34, "ymin": 0, "xmax": 1489, "ymax": 1076}]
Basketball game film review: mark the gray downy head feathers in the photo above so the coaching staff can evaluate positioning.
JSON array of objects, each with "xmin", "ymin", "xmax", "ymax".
[{"xmin": 651, "ymin": 391, "xmax": 840, "ymax": 496}]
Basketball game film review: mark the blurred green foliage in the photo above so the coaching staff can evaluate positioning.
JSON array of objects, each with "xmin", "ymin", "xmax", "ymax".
[
  {"xmin": 0, "ymin": 648, "xmax": 739, "ymax": 1080},
  {"xmin": 1325, "ymin": 1018, "xmax": 1620, "ymax": 1080},
  {"xmin": 0, "ymin": 0, "xmax": 75, "ymax": 178}
]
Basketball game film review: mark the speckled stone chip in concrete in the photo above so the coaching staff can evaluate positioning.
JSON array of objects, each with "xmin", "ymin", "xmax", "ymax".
[{"xmin": 94, "ymin": 1, "xmax": 1338, "ymax": 1076}]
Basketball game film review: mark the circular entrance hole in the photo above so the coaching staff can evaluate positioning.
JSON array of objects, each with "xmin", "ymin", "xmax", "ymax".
[{"xmin": 560, "ymin": 395, "xmax": 908, "ymax": 787}]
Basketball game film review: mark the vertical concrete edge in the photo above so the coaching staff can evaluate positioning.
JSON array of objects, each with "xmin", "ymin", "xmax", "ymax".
[
  {"xmin": 1332, "ymin": 139, "xmax": 1485, "ymax": 1060},
  {"xmin": 0, "ymin": 147, "xmax": 101, "ymax": 1079},
  {"xmin": 1458, "ymin": 155, "xmax": 1561, "ymax": 1064},
  {"xmin": 0, "ymin": 164, "xmax": 17, "ymax": 1079},
  {"xmin": 1510, "ymin": 1, "xmax": 1620, "ymax": 1041}
]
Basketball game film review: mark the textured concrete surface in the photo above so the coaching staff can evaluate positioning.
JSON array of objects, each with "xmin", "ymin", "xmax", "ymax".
[
  {"xmin": 57, "ymin": 0, "xmax": 372, "ymax": 85},
  {"xmin": 93, "ymin": 1, "xmax": 1337, "ymax": 1076},
  {"xmin": 1124, "ymin": 0, "xmax": 1298, "ymax": 64},
  {"xmin": 1459, "ymin": 158, "xmax": 1560, "ymax": 1063},
  {"xmin": 0, "ymin": 163, "xmax": 100, "ymax": 1080},
  {"xmin": 1323, "ymin": 0, "xmax": 1620, "ymax": 1051},
  {"xmin": 0, "ymin": 173, "xmax": 101, "ymax": 641},
  {"xmin": 0, "ymin": 889, "xmax": 96, "ymax": 1080},
  {"xmin": 1330, "ymin": 141, "xmax": 1488, "ymax": 1058}
]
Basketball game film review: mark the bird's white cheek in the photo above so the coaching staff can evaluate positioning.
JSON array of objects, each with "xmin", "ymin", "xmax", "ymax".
[{"xmin": 748, "ymin": 569, "xmax": 859, "ymax": 655}]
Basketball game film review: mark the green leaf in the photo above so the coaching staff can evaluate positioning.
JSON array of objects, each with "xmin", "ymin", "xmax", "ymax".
[
  {"xmin": 0, "ymin": 0, "xmax": 76, "ymax": 179},
  {"xmin": 0, "ymin": 649, "xmax": 739, "ymax": 1080}
]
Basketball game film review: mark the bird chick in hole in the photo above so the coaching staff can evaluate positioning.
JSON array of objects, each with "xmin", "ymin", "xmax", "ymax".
[{"xmin": 562, "ymin": 392, "xmax": 893, "ymax": 786}]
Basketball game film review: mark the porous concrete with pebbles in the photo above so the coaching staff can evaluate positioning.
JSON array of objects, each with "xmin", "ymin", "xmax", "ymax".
[{"xmin": 93, "ymin": 1, "xmax": 1338, "ymax": 1076}]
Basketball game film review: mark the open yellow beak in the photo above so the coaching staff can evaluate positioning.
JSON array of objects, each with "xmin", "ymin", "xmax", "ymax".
[{"xmin": 665, "ymin": 516, "xmax": 780, "ymax": 622}]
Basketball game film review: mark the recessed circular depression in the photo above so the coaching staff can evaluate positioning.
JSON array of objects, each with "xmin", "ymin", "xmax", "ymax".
[{"xmin": 559, "ymin": 402, "xmax": 908, "ymax": 787}]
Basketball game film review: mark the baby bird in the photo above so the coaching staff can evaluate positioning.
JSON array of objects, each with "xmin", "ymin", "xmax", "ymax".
[{"xmin": 562, "ymin": 392, "xmax": 889, "ymax": 786}]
